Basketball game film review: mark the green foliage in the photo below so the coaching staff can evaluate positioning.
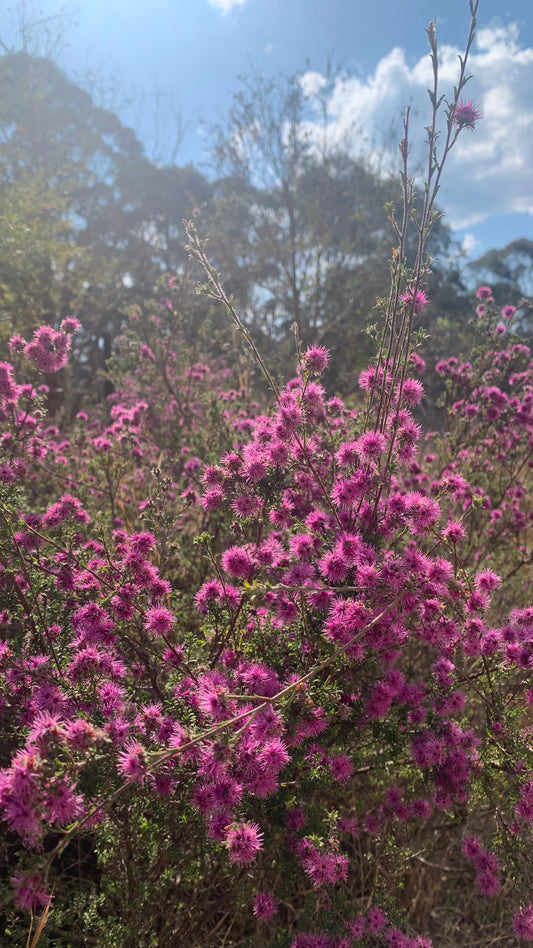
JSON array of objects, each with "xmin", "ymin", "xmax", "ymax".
[{"xmin": 0, "ymin": 51, "xmax": 211, "ymax": 379}]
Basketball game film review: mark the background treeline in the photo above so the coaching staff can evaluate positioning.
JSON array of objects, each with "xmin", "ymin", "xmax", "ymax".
[{"xmin": 1, "ymin": 49, "xmax": 532, "ymax": 402}]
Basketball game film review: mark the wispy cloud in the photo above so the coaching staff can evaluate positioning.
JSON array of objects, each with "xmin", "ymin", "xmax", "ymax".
[
  {"xmin": 461, "ymin": 232, "xmax": 482, "ymax": 257},
  {"xmin": 299, "ymin": 21, "xmax": 533, "ymax": 231},
  {"xmin": 207, "ymin": 0, "xmax": 247, "ymax": 13}
]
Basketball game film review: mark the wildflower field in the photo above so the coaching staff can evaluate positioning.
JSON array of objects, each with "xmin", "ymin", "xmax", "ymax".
[{"xmin": 1, "ymin": 1, "xmax": 533, "ymax": 945}]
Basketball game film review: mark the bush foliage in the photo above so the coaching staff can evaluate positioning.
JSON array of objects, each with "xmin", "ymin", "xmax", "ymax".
[{"xmin": 1, "ymin": 3, "xmax": 533, "ymax": 947}]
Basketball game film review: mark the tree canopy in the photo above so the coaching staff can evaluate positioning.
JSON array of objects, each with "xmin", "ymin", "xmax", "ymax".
[{"xmin": 0, "ymin": 51, "xmax": 527, "ymax": 400}]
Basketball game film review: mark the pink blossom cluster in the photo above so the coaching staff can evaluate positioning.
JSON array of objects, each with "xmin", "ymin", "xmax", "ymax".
[
  {"xmin": 1, "ymin": 296, "xmax": 533, "ymax": 945},
  {"xmin": 24, "ymin": 324, "xmax": 72, "ymax": 373},
  {"xmin": 462, "ymin": 836, "xmax": 502, "ymax": 896}
]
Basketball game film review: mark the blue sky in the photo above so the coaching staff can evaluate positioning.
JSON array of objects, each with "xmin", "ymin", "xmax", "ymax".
[{"xmin": 3, "ymin": 0, "xmax": 533, "ymax": 259}]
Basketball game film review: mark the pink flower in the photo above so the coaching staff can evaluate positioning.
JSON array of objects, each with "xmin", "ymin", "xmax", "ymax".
[
  {"xmin": 117, "ymin": 740, "xmax": 147, "ymax": 783},
  {"xmin": 253, "ymin": 892, "xmax": 279, "ymax": 919},
  {"xmin": 224, "ymin": 821, "xmax": 264, "ymax": 865},
  {"xmin": 8, "ymin": 332, "xmax": 26, "ymax": 353},
  {"xmin": 232, "ymin": 493, "xmax": 262, "ymax": 517},
  {"xmin": 476, "ymin": 285, "xmax": 493, "ymax": 301},
  {"xmin": 144, "ymin": 606, "xmax": 174, "ymax": 637},
  {"xmin": 301, "ymin": 844, "xmax": 349, "ymax": 887},
  {"xmin": 387, "ymin": 926, "xmax": 409, "ymax": 948},
  {"xmin": 11, "ymin": 871, "xmax": 51, "ymax": 912},
  {"xmin": 221, "ymin": 545, "xmax": 254, "ymax": 581},
  {"xmin": 24, "ymin": 325, "xmax": 70, "ymax": 373},
  {"xmin": 257, "ymin": 739, "xmax": 290, "ymax": 774},
  {"xmin": 501, "ymin": 304, "xmax": 516, "ymax": 320},
  {"xmin": 355, "ymin": 430, "xmax": 387, "ymax": 460},
  {"xmin": 442, "ymin": 519, "xmax": 465, "ymax": 543},
  {"xmin": 3, "ymin": 798, "xmax": 41, "ymax": 842},
  {"xmin": 200, "ymin": 487, "xmax": 224, "ymax": 510},
  {"xmin": 0, "ymin": 362, "xmax": 18, "ymax": 400},
  {"xmin": 400, "ymin": 288, "xmax": 429, "ymax": 313},
  {"xmin": 63, "ymin": 719, "xmax": 100, "ymax": 751},
  {"xmin": 513, "ymin": 904, "xmax": 533, "ymax": 939},
  {"xmin": 46, "ymin": 781, "xmax": 83, "ymax": 825},
  {"xmin": 412, "ymin": 798, "xmax": 431, "ymax": 819},
  {"xmin": 453, "ymin": 99, "xmax": 483, "ymax": 129},
  {"xmin": 475, "ymin": 569, "xmax": 500, "ymax": 592},
  {"xmin": 130, "ymin": 531, "xmax": 156, "ymax": 554},
  {"xmin": 409, "ymin": 351, "xmax": 426, "ymax": 374},
  {"xmin": 319, "ymin": 550, "xmax": 348, "ymax": 582},
  {"xmin": 287, "ymin": 807, "xmax": 307, "ymax": 830},
  {"xmin": 60, "ymin": 316, "xmax": 81, "ymax": 334},
  {"xmin": 346, "ymin": 917, "xmax": 366, "ymax": 938},
  {"xmin": 366, "ymin": 906, "xmax": 388, "ymax": 934},
  {"xmin": 400, "ymin": 378, "xmax": 424, "ymax": 406},
  {"xmin": 335, "ymin": 440, "xmax": 358, "ymax": 466},
  {"xmin": 302, "ymin": 344, "xmax": 329, "ymax": 374},
  {"xmin": 339, "ymin": 816, "xmax": 359, "ymax": 837},
  {"xmin": 476, "ymin": 870, "xmax": 501, "ymax": 896},
  {"xmin": 359, "ymin": 364, "xmax": 392, "ymax": 393},
  {"xmin": 197, "ymin": 679, "xmax": 231, "ymax": 722},
  {"xmin": 329, "ymin": 754, "xmax": 353, "ymax": 782}
]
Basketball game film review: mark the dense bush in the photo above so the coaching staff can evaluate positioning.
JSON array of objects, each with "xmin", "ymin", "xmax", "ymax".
[{"xmin": 2, "ymin": 3, "xmax": 533, "ymax": 946}]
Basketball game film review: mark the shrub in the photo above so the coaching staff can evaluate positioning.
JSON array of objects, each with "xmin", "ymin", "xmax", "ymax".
[{"xmin": 3, "ymin": 3, "xmax": 533, "ymax": 947}]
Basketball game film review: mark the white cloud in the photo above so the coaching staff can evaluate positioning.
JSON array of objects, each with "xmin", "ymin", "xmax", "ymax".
[
  {"xmin": 299, "ymin": 71, "xmax": 327, "ymax": 98},
  {"xmin": 298, "ymin": 21, "xmax": 533, "ymax": 232},
  {"xmin": 461, "ymin": 233, "xmax": 481, "ymax": 257},
  {"xmin": 207, "ymin": 0, "xmax": 246, "ymax": 11}
]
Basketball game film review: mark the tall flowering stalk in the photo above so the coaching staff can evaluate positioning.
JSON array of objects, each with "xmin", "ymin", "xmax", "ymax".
[{"xmin": 371, "ymin": 0, "xmax": 480, "ymax": 457}]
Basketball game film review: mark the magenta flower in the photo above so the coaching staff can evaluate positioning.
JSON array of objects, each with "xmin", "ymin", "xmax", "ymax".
[
  {"xmin": 477, "ymin": 870, "xmax": 501, "ymax": 897},
  {"xmin": 514, "ymin": 905, "xmax": 533, "ymax": 940},
  {"xmin": 253, "ymin": 892, "xmax": 279, "ymax": 920},
  {"xmin": 257, "ymin": 739, "xmax": 290, "ymax": 774},
  {"xmin": 400, "ymin": 377, "xmax": 424, "ymax": 406},
  {"xmin": 442, "ymin": 519, "xmax": 465, "ymax": 543},
  {"xmin": 329, "ymin": 754, "xmax": 354, "ymax": 782},
  {"xmin": 302, "ymin": 344, "xmax": 330, "ymax": 374},
  {"xmin": 130, "ymin": 531, "xmax": 156, "ymax": 554},
  {"xmin": 60, "ymin": 316, "xmax": 81, "ymax": 334},
  {"xmin": 0, "ymin": 362, "xmax": 18, "ymax": 400},
  {"xmin": 355, "ymin": 430, "xmax": 387, "ymax": 460},
  {"xmin": 200, "ymin": 487, "xmax": 224, "ymax": 510},
  {"xmin": 301, "ymin": 845, "xmax": 349, "ymax": 887},
  {"xmin": 46, "ymin": 781, "xmax": 84, "ymax": 825},
  {"xmin": 476, "ymin": 285, "xmax": 493, "ymax": 301},
  {"xmin": 144, "ymin": 606, "xmax": 174, "ymax": 637},
  {"xmin": 453, "ymin": 98, "xmax": 483, "ymax": 129},
  {"xmin": 287, "ymin": 807, "xmax": 307, "ymax": 830},
  {"xmin": 221, "ymin": 545, "xmax": 254, "ymax": 581},
  {"xmin": 24, "ymin": 325, "xmax": 70, "ymax": 373},
  {"xmin": 366, "ymin": 906, "xmax": 388, "ymax": 934},
  {"xmin": 11, "ymin": 871, "xmax": 51, "ymax": 912},
  {"xmin": 117, "ymin": 740, "xmax": 147, "ymax": 784},
  {"xmin": 346, "ymin": 917, "xmax": 366, "ymax": 939},
  {"xmin": 224, "ymin": 821, "xmax": 264, "ymax": 866},
  {"xmin": 475, "ymin": 569, "xmax": 501, "ymax": 592},
  {"xmin": 8, "ymin": 332, "xmax": 26, "ymax": 353},
  {"xmin": 399, "ymin": 288, "xmax": 429, "ymax": 314}
]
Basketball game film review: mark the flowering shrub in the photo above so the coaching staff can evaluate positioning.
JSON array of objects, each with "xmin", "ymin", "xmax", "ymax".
[
  {"xmin": 3, "ymin": 3, "xmax": 533, "ymax": 947},
  {"xmin": 2, "ymin": 283, "xmax": 533, "ymax": 946}
]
